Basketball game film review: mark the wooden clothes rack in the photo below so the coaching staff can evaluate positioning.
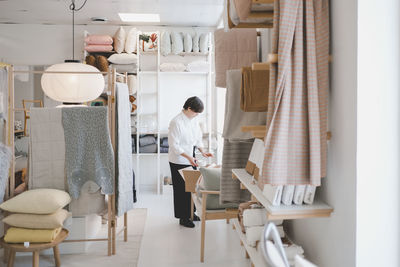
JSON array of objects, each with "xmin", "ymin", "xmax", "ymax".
[{"xmin": 4, "ymin": 65, "xmax": 128, "ymax": 256}]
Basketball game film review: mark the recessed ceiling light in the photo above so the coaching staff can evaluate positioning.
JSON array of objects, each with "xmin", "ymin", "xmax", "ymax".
[{"xmin": 118, "ymin": 13, "xmax": 160, "ymax": 23}]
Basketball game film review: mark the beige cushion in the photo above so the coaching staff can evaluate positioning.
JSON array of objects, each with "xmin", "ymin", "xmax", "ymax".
[
  {"xmin": 114, "ymin": 26, "xmax": 126, "ymax": 53},
  {"xmin": 0, "ymin": 189, "xmax": 71, "ymax": 214},
  {"xmin": 3, "ymin": 209, "xmax": 71, "ymax": 229},
  {"xmin": 125, "ymin": 28, "xmax": 137, "ymax": 54}
]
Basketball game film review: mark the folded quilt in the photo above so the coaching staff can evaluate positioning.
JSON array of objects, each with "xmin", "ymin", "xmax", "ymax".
[{"xmin": 4, "ymin": 227, "xmax": 62, "ymax": 243}]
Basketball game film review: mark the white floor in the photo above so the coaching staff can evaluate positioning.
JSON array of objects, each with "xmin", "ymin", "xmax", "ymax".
[{"xmin": 136, "ymin": 185, "xmax": 251, "ymax": 267}]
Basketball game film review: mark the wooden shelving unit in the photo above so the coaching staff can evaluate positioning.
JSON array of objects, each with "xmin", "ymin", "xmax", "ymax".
[{"xmin": 232, "ymin": 169, "xmax": 333, "ymax": 220}]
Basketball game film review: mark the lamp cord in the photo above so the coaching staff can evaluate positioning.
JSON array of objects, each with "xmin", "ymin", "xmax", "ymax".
[{"xmin": 69, "ymin": 0, "xmax": 88, "ymax": 61}]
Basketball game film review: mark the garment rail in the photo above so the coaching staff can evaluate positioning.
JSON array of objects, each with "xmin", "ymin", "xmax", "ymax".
[{"xmin": 3, "ymin": 65, "xmax": 128, "ymax": 256}]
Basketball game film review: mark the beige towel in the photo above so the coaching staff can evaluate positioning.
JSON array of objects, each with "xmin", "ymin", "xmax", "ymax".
[
  {"xmin": 214, "ymin": 29, "xmax": 258, "ymax": 88},
  {"xmin": 241, "ymin": 67, "xmax": 269, "ymax": 112},
  {"xmin": 261, "ymin": 0, "xmax": 329, "ymax": 186}
]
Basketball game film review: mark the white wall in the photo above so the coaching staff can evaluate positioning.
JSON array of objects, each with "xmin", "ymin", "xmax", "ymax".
[
  {"xmin": 284, "ymin": 0, "xmax": 358, "ymax": 266},
  {"xmin": 357, "ymin": 0, "xmax": 400, "ymax": 266}
]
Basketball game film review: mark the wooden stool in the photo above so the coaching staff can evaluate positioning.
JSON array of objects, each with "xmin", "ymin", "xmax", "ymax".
[{"xmin": 0, "ymin": 229, "xmax": 69, "ymax": 267}]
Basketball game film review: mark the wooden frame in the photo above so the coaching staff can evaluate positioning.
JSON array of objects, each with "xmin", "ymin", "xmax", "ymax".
[
  {"xmin": 4, "ymin": 66, "xmax": 129, "ymax": 257},
  {"xmin": 22, "ymin": 99, "xmax": 43, "ymax": 136},
  {"xmin": 192, "ymin": 190, "xmax": 238, "ymax": 262},
  {"xmin": 227, "ymin": 0, "xmax": 274, "ymax": 29}
]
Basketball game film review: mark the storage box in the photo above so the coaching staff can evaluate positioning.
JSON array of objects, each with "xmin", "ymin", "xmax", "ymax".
[{"xmin": 178, "ymin": 167, "xmax": 202, "ymax": 193}]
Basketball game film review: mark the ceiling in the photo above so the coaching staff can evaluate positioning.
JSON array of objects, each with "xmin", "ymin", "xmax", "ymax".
[{"xmin": 0, "ymin": 0, "xmax": 224, "ymax": 27}]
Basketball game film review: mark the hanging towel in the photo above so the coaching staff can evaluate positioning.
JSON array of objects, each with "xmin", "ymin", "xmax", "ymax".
[
  {"xmin": 223, "ymin": 70, "xmax": 267, "ymax": 141},
  {"xmin": 116, "ymin": 83, "xmax": 134, "ymax": 216},
  {"xmin": 240, "ymin": 67, "xmax": 269, "ymax": 112},
  {"xmin": 214, "ymin": 29, "xmax": 258, "ymax": 88},
  {"xmin": 0, "ymin": 143, "xmax": 11, "ymax": 203},
  {"xmin": 261, "ymin": 0, "xmax": 329, "ymax": 186},
  {"xmin": 220, "ymin": 139, "xmax": 253, "ymax": 204},
  {"xmin": 62, "ymin": 107, "xmax": 114, "ymax": 199}
]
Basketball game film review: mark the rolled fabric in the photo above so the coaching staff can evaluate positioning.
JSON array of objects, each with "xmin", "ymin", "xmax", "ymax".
[{"xmin": 4, "ymin": 227, "xmax": 62, "ymax": 243}]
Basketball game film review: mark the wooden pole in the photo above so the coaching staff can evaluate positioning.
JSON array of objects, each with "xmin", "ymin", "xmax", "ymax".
[{"xmin": 111, "ymin": 67, "xmax": 117, "ymax": 255}]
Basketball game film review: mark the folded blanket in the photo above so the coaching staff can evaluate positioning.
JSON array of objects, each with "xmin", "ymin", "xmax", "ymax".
[
  {"xmin": 0, "ymin": 143, "xmax": 11, "ymax": 204},
  {"xmin": 160, "ymin": 63, "xmax": 186, "ymax": 72},
  {"xmin": 62, "ymin": 107, "xmax": 114, "ymax": 199},
  {"xmin": 139, "ymin": 143, "xmax": 157, "ymax": 153},
  {"xmin": 85, "ymin": 45, "xmax": 113, "ymax": 52},
  {"xmin": 241, "ymin": 67, "xmax": 269, "ymax": 112},
  {"xmin": 186, "ymin": 61, "xmax": 209, "ymax": 73},
  {"xmin": 5, "ymin": 227, "xmax": 62, "ymax": 243},
  {"xmin": 139, "ymin": 135, "xmax": 156, "ymax": 146},
  {"xmin": 243, "ymin": 208, "xmax": 266, "ymax": 227},
  {"xmin": 85, "ymin": 35, "xmax": 113, "ymax": 45}
]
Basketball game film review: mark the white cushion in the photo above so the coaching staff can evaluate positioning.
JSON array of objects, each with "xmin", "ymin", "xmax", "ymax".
[
  {"xmin": 108, "ymin": 53, "xmax": 138, "ymax": 65},
  {"xmin": 0, "ymin": 189, "xmax": 71, "ymax": 214},
  {"xmin": 199, "ymin": 33, "xmax": 209, "ymax": 53},
  {"xmin": 161, "ymin": 31, "xmax": 171, "ymax": 56},
  {"xmin": 171, "ymin": 32, "xmax": 184, "ymax": 54},
  {"xmin": 128, "ymin": 74, "xmax": 137, "ymax": 95},
  {"xmin": 183, "ymin": 33, "xmax": 193, "ymax": 53},
  {"xmin": 192, "ymin": 32, "xmax": 200, "ymax": 53},
  {"xmin": 125, "ymin": 28, "xmax": 137, "ymax": 54},
  {"xmin": 114, "ymin": 26, "xmax": 126, "ymax": 54}
]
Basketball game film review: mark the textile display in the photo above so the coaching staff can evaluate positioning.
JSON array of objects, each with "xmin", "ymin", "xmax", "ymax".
[
  {"xmin": 240, "ymin": 67, "xmax": 269, "ymax": 112},
  {"xmin": 0, "ymin": 143, "xmax": 12, "ymax": 203}
]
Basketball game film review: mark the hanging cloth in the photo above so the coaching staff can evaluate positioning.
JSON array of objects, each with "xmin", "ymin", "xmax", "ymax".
[{"xmin": 260, "ymin": 0, "xmax": 329, "ymax": 186}]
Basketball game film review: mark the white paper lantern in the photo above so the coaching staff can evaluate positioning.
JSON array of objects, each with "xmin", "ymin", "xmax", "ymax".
[{"xmin": 41, "ymin": 63, "xmax": 104, "ymax": 103}]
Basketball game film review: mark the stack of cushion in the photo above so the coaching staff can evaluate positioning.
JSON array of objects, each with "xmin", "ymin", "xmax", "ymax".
[
  {"xmin": 85, "ymin": 35, "xmax": 113, "ymax": 52},
  {"xmin": 0, "ymin": 189, "xmax": 71, "ymax": 243},
  {"xmin": 197, "ymin": 167, "xmax": 238, "ymax": 210},
  {"xmin": 161, "ymin": 31, "xmax": 209, "ymax": 56}
]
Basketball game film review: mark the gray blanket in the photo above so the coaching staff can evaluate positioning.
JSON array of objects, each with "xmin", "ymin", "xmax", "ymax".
[
  {"xmin": 223, "ymin": 70, "xmax": 267, "ymax": 141},
  {"xmin": 0, "ymin": 142, "xmax": 11, "ymax": 203},
  {"xmin": 220, "ymin": 139, "xmax": 253, "ymax": 204},
  {"xmin": 116, "ymin": 83, "xmax": 134, "ymax": 216},
  {"xmin": 62, "ymin": 107, "xmax": 114, "ymax": 199}
]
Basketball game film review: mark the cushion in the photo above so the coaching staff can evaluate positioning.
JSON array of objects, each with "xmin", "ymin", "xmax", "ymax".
[
  {"xmin": 3, "ymin": 209, "xmax": 71, "ymax": 229},
  {"xmin": 85, "ymin": 55, "xmax": 96, "ymax": 66},
  {"xmin": 125, "ymin": 28, "xmax": 137, "ymax": 54},
  {"xmin": 85, "ymin": 45, "xmax": 113, "ymax": 52},
  {"xmin": 85, "ymin": 35, "xmax": 113, "ymax": 45},
  {"xmin": 171, "ymin": 32, "xmax": 184, "ymax": 54},
  {"xmin": 114, "ymin": 26, "xmax": 126, "ymax": 53},
  {"xmin": 183, "ymin": 33, "xmax": 193, "ymax": 52},
  {"xmin": 199, "ymin": 167, "xmax": 221, "ymax": 191},
  {"xmin": 108, "ymin": 53, "xmax": 138, "ymax": 65},
  {"xmin": 95, "ymin": 55, "xmax": 109, "ymax": 72},
  {"xmin": 159, "ymin": 63, "xmax": 186, "ymax": 72},
  {"xmin": 128, "ymin": 74, "xmax": 137, "ymax": 95},
  {"xmin": 199, "ymin": 33, "xmax": 209, "ymax": 53},
  {"xmin": 192, "ymin": 33, "xmax": 200, "ymax": 53},
  {"xmin": 0, "ymin": 189, "xmax": 71, "ymax": 214},
  {"xmin": 139, "ymin": 32, "xmax": 158, "ymax": 52},
  {"xmin": 4, "ymin": 227, "xmax": 62, "ymax": 243},
  {"xmin": 161, "ymin": 31, "xmax": 171, "ymax": 56}
]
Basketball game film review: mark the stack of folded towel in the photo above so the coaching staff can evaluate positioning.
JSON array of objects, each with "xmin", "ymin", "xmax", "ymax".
[
  {"xmin": 85, "ymin": 35, "xmax": 114, "ymax": 53},
  {"xmin": 0, "ymin": 189, "xmax": 71, "ymax": 243},
  {"xmin": 139, "ymin": 135, "xmax": 157, "ymax": 153},
  {"xmin": 160, "ymin": 137, "xmax": 168, "ymax": 153}
]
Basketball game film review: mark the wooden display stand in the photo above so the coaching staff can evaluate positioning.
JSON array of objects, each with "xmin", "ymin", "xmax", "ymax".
[
  {"xmin": 178, "ymin": 167, "xmax": 202, "ymax": 220},
  {"xmin": 0, "ymin": 229, "xmax": 69, "ymax": 267}
]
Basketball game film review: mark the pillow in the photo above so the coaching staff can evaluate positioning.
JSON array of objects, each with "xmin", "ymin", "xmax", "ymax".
[
  {"xmin": 108, "ymin": 53, "xmax": 138, "ymax": 65},
  {"xmin": 85, "ymin": 45, "xmax": 113, "ymax": 52},
  {"xmin": 125, "ymin": 28, "xmax": 137, "ymax": 54},
  {"xmin": 161, "ymin": 31, "xmax": 171, "ymax": 56},
  {"xmin": 85, "ymin": 55, "xmax": 96, "ymax": 66},
  {"xmin": 199, "ymin": 33, "xmax": 209, "ymax": 53},
  {"xmin": 128, "ymin": 74, "xmax": 137, "ymax": 95},
  {"xmin": 85, "ymin": 35, "xmax": 113, "ymax": 45},
  {"xmin": 159, "ymin": 63, "xmax": 186, "ymax": 72},
  {"xmin": 3, "ymin": 209, "xmax": 71, "ymax": 229},
  {"xmin": 183, "ymin": 33, "xmax": 193, "ymax": 53},
  {"xmin": 139, "ymin": 32, "xmax": 158, "ymax": 52},
  {"xmin": 192, "ymin": 33, "xmax": 200, "ymax": 53},
  {"xmin": 199, "ymin": 167, "xmax": 221, "ymax": 191},
  {"xmin": 171, "ymin": 32, "xmax": 184, "ymax": 54},
  {"xmin": 114, "ymin": 26, "xmax": 126, "ymax": 53},
  {"xmin": 95, "ymin": 55, "xmax": 109, "ymax": 72},
  {"xmin": 0, "ymin": 189, "xmax": 71, "ymax": 214}
]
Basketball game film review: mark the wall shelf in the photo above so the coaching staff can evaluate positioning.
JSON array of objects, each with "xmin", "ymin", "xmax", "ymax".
[
  {"xmin": 159, "ymin": 72, "xmax": 209, "ymax": 75},
  {"xmin": 232, "ymin": 169, "xmax": 333, "ymax": 220}
]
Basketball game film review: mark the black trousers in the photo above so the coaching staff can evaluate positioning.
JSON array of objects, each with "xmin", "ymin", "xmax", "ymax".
[{"xmin": 169, "ymin": 162, "xmax": 196, "ymax": 219}]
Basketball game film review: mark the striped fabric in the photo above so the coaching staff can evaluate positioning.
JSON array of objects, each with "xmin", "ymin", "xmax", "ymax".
[{"xmin": 260, "ymin": 0, "xmax": 329, "ymax": 186}]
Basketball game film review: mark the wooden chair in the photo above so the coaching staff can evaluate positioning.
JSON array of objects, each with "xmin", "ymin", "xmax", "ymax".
[
  {"xmin": 22, "ymin": 100, "xmax": 43, "ymax": 136},
  {"xmin": 0, "ymin": 229, "xmax": 69, "ymax": 267}
]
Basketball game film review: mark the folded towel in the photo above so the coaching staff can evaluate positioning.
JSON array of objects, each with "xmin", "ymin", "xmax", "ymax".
[
  {"xmin": 293, "ymin": 185, "xmax": 306, "ymax": 205},
  {"xmin": 139, "ymin": 135, "xmax": 156, "ymax": 146},
  {"xmin": 186, "ymin": 61, "xmax": 209, "ymax": 73},
  {"xmin": 85, "ymin": 45, "xmax": 113, "ymax": 52},
  {"xmin": 245, "ymin": 225, "xmax": 285, "ymax": 247},
  {"xmin": 304, "ymin": 185, "xmax": 316, "ymax": 205},
  {"xmin": 263, "ymin": 184, "xmax": 283, "ymax": 206},
  {"xmin": 241, "ymin": 67, "xmax": 269, "ymax": 112},
  {"xmin": 243, "ymin": 208, "xmax": 266, "ymax": 227},
  {"xmin": 282, "ymin": 185, "xmax": 295, "ymax": 205},
  {"xmin": 4, "ymin": 227, "xmax": 62, "ymax": 243}
]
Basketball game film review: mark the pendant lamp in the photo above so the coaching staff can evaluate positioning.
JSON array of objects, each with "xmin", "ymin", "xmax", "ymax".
[{"xmin": 41, "ymin": 0, "xmax": 104, "ymax": 104}]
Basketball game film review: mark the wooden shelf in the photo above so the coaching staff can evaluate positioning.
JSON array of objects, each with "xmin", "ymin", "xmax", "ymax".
[
  {"xmin": 232, "ymin": 169, "xmax": 333, "ymax": 220},
  {"xmin": 241, "ymin": 125, "xmax": 332, "ymax": 140},
  {"xmin": 159, "ymin": 72, "xmax": 208, "ymax": 75},
  {"xmin": 232, "ymin": 218, "xmax": 266, "ymax": 267}
]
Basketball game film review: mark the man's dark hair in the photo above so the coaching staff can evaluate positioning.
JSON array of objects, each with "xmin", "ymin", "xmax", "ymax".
[{"xmin": 183, "ymin": 96, "xmax": 204, "ymax": 113}]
